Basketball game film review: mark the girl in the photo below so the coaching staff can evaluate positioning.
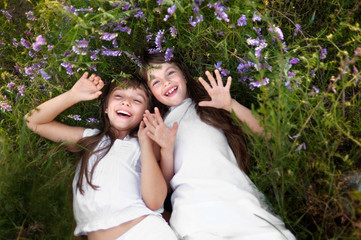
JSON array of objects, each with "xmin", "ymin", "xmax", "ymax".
[
  {"xmin": 25, "ymin": 72, "xmax": 177, "ymax": 240},
  {"xmin": 140, "ymin": 52, "xmax": 296, "ymax": 240}
]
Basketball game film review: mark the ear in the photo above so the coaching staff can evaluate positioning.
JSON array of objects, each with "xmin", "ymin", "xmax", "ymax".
[{"xmin": 105, "ymin": 107, "xmax": 108, "ymax": 114}]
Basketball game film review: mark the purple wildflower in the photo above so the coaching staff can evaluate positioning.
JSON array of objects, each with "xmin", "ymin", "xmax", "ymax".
[
  {"xmin": 263, "ymin": 61, "xmax": 272, "ymax": 72},
  {"xmin": 148, "ymin": 48, "xmax": 163, "ymax": 54},
  {"xmin": 76, "ymin": 40, "xmax": 89, "ymax": 48},
  {"xmin": 237, "ymin": 15, "xmax": 247, "ymax": 26},
  {"xmin": 165, "ymin": 47, "xmax": 175, "ymax": 61},
  {"xmin": 12, "ymin": 38, "xmax": 19, "ymax": 47},
  {"xmin": 7, "ymin": 82, "xmax": 15, "ymax": 91},
  {"xmin": 112, "ymin": 39, "xmax": 118, "ymax": 48},
  {"xmin": 246, "ymin": 37, "xmax": 259, "ymax": 46},
  {"xmin": 1, "ymin": 10, "xmax": 12, "ymax": 20},
  {"xmin": 155, "ymin": 30, "xmax": 165, "ymax": 51},
  {"xmin": 20, "ymin": 38, "xmax": 31, "ymax": 49},
  {"xmin": 146, "ymin": 34, "xmax": 152, "ymax": 42},
  {"xmin": 237, "ymin": 61, "xmax": 255, "ymax": 73},
  {"xmin": 170, "ymin": 26, "xmax": 177, "ymax": 37},
  {"xmin": 124, "ymin": 51, "xmax": 141, "ymax": 67},
  {"xmin": 249, "ymin": 77, "xmax": 269, "ymax": 89},
  {"xmin": 312, "ymin": 86, "xmax": 319, "ymax": 94},
  {"xmin": 157, "ymin": 0, "xmax": 164, "ymax": 5},
  {"xmin": 48, "ymin": 45, "xmax": 54, "ymax": 51},
  {"xmin": 255, "ymin": 40, "xmax": 267, "ymax": 59},
  {"xmin": 252, "ymin": 12, "xmax": 261, "ymax": 22},
  {"xmin": 69, "ymin": 114, "xmax": 81, "ymax": 121},
  {"xmin": 72, "ymin": 45, "xmax": 87, "ymax": 55},
  {"xmin": 189, "ymin": 15, "xmax": 203, "ymax": 27},
  {"xmin": 40, "ymin": 69, "xmax": 51, "ymax": 80},
  {"xmin": 86, "ymin": 117, "xmax": 99, "ymax": 123},
  {"xmin": 0, "ymin": 99, "xmax": 12, "ymax": 112},
  {"xmin": 214, "ymin": 61, "xmax": 230, "ymax": 77},
  {"xmin": 75, "ymin": 7, "xmax": 93, "ymax": 13},
  {"xmin": 164, "ymin": 5, "xmax": 177, "ymax": 21},
  {"xmin": 211, "ymin": 3, "xmax": 229, "ymax": 22},
  {"xmin": 290, "ymin": 58, "xmax": 300, "ymax": 65},
  {"xmin": 29, "ymin": 50, "xmax": 36, "ymax": 57},
  {"xmin": 134, "ymin": 9, "xmax": 144, "ymax": 18},
  {"xmin": 61, "ymin": 62, "xmax": 75, "ymax": 75},
  {"xmin": 319, "ymin": 48, "xmax": 327, "ymax": 59},
  {"xmin": 32, "ymin": 35, "xmax": 47, "ymax": 52},
  {"xmin": 295, "ymin": 142, "xmax": 306, "ymax": 152},
  {"xmin": 17, "ymin": 85, "xmax": 26, "ymax": 96},
  {"xmin": 25, "ymin": 11, "xmax": 37, "ymax": 21},
  {"xmin": 100, "ymin": 33, "xmax": 118, "ymax": 41},
  {"xmin": 114, "ymin": 25, "xmax": 132, "ymax": 35},
  {"xmin": 90, "ymin": 65, "xmax": 97, "ymax": 72},
  {"xmin": 62, "ymin": 50, "xmax": 72, "ymax": 57},
  {"xmin": 288, "ymin": 71, "xmax": 296, "ymax": 77},
  {"xmin": 63, "ymin": 5, "xmax": 77, "ymax": 15},
  {"xmin": 14, "ymin": 64, "xmax": 20, "ymax": 72},
  {"xmin": 294, "ymin": 24, "xmax": 301, "ymax": 36},
  {"xmin": 90, "ymin": 50, "xmax": 99, "ymax": 60},
  {"xmin": 24, "ymin": 30, "xmax": 34, "ymax": 37},
  {"xmin": 24, "ymin": 66, "xmax": 34, "ymax": 76},
  {"xmin": 192, "ymin": 5, "xmax": 200, "ymax": 15},
  {"xmin": 101, "ymin": 50, "xmax": 122, "ymax": 56}
]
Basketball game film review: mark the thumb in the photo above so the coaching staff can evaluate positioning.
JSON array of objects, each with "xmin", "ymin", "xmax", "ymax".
[
  {"xmin": 171, "ymin": 122, "xmax": 178, "ymax": 134},
  {"xmin": 198, "ymin": 101, "xmax": 212, "ymax": 107}
]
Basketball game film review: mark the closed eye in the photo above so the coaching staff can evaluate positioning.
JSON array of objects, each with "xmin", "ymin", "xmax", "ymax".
[{"xmin": 152, "ymin": 80, "xmax": 160, "ymax": 86}]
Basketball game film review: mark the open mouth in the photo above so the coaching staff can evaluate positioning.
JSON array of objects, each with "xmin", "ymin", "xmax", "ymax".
[
  {"xmin": 116, "ymin": 110, "xmax": 132, "ymax": 117},
  {"xmin": 165, "ymin": 86, "xmax": 178, "ymax": 96}
]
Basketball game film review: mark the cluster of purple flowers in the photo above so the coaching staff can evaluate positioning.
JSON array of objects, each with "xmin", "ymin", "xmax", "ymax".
[
  {"xmin": 1, "ymin": 10, "xmax": 12, "ymax": 20},
  {"xmin": 208, "ymin": 2, "xmax": 230, "ymax": 22},
  {"xmin": 0, "ymin": 94, "xmax": 12, "ymax": 112},
  {"xmin": 214, "ymin": 62, "xmax": 229, "ymax": 77}
]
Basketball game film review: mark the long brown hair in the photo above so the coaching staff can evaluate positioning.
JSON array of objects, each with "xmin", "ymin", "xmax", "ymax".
[
  {"xmin": 139, "ymin": 52, "xmax": 251, "ymax": 172},
  {"xmin": 68, "ymin": 75, "xmax": 153, "ymax": 194}
]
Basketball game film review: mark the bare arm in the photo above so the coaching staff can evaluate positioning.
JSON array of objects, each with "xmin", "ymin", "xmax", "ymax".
[
  {"xmin": 24, "ymin": 72, "xmax": 104, "ymax": 144},
  {"xmin": 138, "ymin": 121, "xmax": 168, "ymax": 210},
  {"xmin": 198, "ymin": 70, "xmax": 264, "ymax": 135},
  {"xmin": 143, "ymin": 108, "xmax": 178, "ymax": 190}
]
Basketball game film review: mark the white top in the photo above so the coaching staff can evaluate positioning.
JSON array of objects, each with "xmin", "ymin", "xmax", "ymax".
[
  {"xmin": 164, "ymin": 98, "xmax": 296, "ymax": 239},
  {"xmin": 72, "ymin": 128, "xmax": 160, "ymax": 236}
]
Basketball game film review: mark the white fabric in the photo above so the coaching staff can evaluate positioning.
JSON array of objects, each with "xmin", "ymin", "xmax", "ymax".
[
  {"xmin": 116, "ymin": 215, "xmax": 177, "ymax": 240},
  {"xmin": 72, "ymin": 128, "xmax": 162, "ymax": 236},
  {"xmin": 164, "ymin": 98, "xmax": 296, "ymax": 240}
]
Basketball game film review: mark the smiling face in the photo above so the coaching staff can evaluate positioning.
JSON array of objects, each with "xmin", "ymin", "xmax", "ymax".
[
  {"xmin": 147, "ymin": 63, "xmax": 189, "ymax": 107},
  {"xmin": 105, "ymin": 86, "xmax": 148, "ymax": 139}
]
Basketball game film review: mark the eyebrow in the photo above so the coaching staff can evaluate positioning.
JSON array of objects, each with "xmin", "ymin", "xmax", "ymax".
[{"xmin": 148, "ymin": 65, "xmax": 176, "ymax": 82}]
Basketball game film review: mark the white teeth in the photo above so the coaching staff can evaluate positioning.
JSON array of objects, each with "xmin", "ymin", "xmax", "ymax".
[
  {"xmin": 116, "ymin": 110, "xmax": 131, "ymax": 116},
  {"xmin": 165, "ymin": 87, "xmax": 177, "ymax": 96}
]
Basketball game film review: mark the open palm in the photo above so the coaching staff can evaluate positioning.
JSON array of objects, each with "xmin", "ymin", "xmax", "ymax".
[{"xmin": 198, "ymin": 70, "xmax": 233, "ymax": 112}]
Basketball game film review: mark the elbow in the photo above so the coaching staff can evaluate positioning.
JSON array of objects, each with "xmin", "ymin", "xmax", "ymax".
[{"xmin": 145, "ymin": 198, "xmax": 164, "ymax": 211}]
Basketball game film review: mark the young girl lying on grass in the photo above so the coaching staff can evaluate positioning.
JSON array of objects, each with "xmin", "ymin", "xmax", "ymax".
[
  {"xmin": 140, "ymin": 52, "xmax": 296, "ymax": 240},
  {"xmin": 25, "ymin": 72, "xmax": 177, "ymax": 240}
]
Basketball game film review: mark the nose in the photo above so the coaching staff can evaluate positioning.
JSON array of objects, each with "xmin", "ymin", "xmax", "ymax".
[
  {"xmin": 163, "ymin": 78, "xmax": 171, "ymax": 87},
  {"xmin": 121, "ymin": 97, "xmax": 131, "ymax": 106}
]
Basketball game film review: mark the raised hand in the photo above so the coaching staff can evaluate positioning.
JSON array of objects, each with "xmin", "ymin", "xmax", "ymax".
[
  {"xmin": 198, "ymin": 70, "xmax": 233, "ymax": 112},
  {"xmin": 143, "ymin": 107, "xmax": 178, "ymax": 150},
  {"xmin": 70, "ymin": 72, "xmax": 104, "ymax": 102}
]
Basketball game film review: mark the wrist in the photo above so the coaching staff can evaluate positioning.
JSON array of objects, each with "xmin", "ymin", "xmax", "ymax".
[
  {"xmin": 67, "ymin": 89, "xmax": 82, "ymax": 103},
  {"xmin": 224, "ymin": 99, "xmax": 234, "ymax": 112}
]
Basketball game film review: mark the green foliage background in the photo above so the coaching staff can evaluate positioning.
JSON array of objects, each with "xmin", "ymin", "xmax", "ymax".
[{"xmin": 0, "ymin": 0, "xmax": 360, "ymax": 239}]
